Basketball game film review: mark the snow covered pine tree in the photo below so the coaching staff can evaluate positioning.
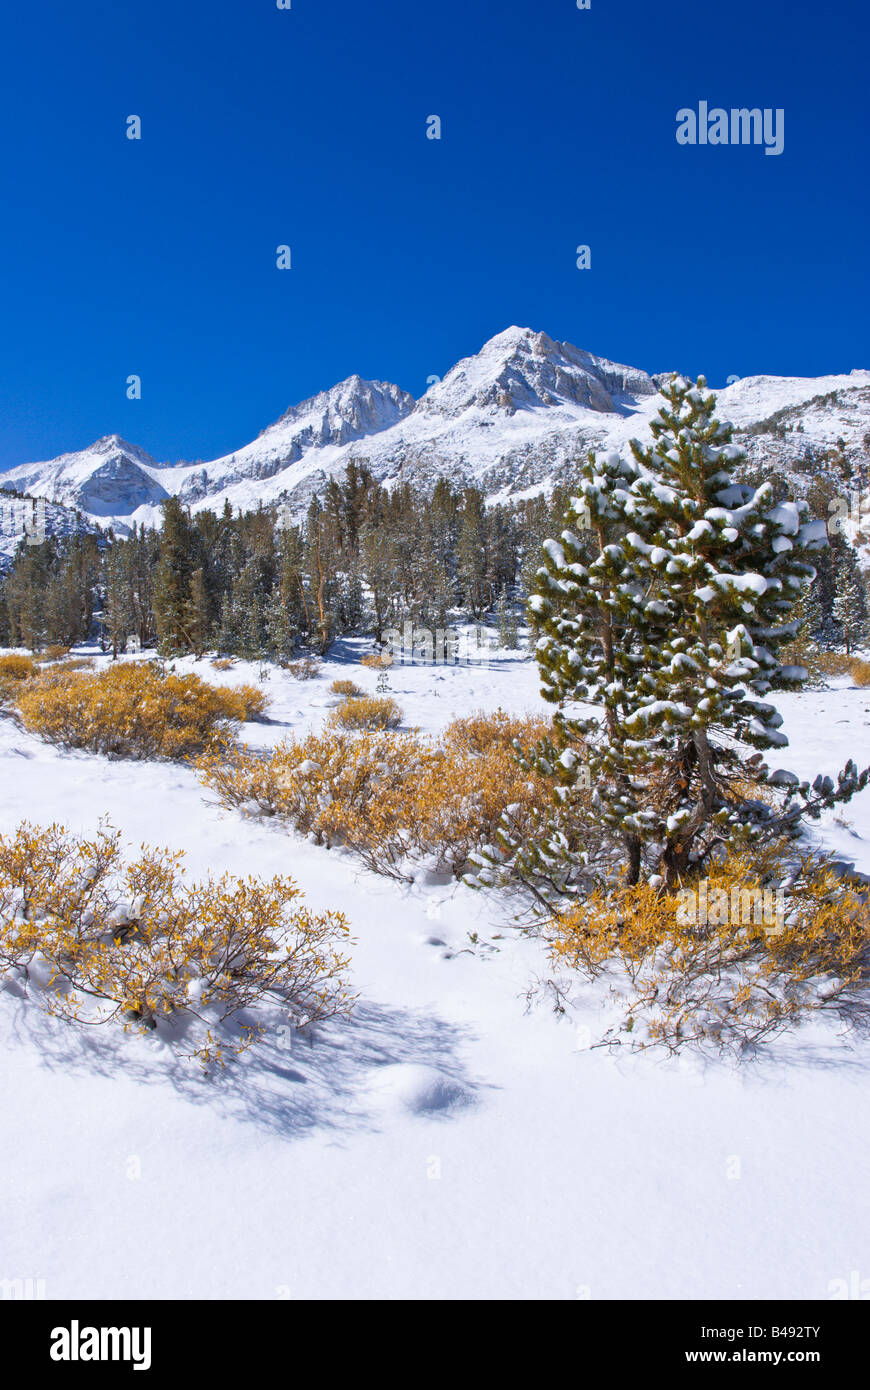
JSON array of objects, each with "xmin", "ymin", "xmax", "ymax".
[{"xmin": 473, "ymin": 374, "xmax": 870, "ymax": 901}]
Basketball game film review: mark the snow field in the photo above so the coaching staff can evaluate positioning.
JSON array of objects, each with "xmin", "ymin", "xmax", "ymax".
[{"xmin": 0, "ymin": 642, "xmax": 868, "ymax": 1298}]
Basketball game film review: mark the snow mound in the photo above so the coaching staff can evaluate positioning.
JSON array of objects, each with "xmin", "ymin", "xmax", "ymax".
[{"xmin": 364, "ymin": 1063, "xmax": 474, "ymax": 1116}]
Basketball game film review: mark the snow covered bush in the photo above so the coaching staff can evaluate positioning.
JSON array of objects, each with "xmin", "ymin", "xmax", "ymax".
[
  {"xmin": 546, "ymin": 844, "xmax": 870, "ymax": 1054},
  {"xmin": 330, "ymin": 695, "xmax": 403, "ymax": 730},
  {"xmin": 198, "ymin": 728, "xmax": 429, "ymax": 872},
  {"xmin": 816, "ymin": 651, "xmax": 854, "ymax": 676},
  {"xmin": 15, "ymin": 662, "xmax": 267, "ymax": 759},
  {"xmin": 197, "ymin": 711, "xmax": 554, "ymax": 881},
  {"xmin": 441, "ymin": 708, "xmax": 546, "ymax": 756},
  {"xmin": 411, "ymin": 718, "xmax": 552, "ymax": 878},
  {"xmin": 0, "ymin": 820, "xmax": 354, "ymax": 1065}
]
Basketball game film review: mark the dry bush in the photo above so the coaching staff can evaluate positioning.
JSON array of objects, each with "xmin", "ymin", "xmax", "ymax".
[
  {"xmin": 410, "ymin": 711, "xmax": 553, "ymax": 876},
  {"xmin": 410, "ymin": 738, "xmax": 551, "ymax": 878},
  {"xmin": 0, "ymin": 820, "xmax": 353, "ymax": 1065},
  {"xmin": 360, "ymin": 651, "xmax": 392, "ymax": 669},
  {"xmin": 330, "ymin": 679, "xmax": 362, "ymax": 697},
  {"xmin": 330, "ymin": 695, "xmax": 403, "ymax": 731},
  {"xmin": 15, "ymin": 662, "xmax": 259, "ymax": 760},
  {"xmin": 216, "ymin": 682, "xmax": 270, "ymax": 722},
  {"xmin": 286, "ymin": 657, "xmax": 320, "ymax": 680},
  {"xmin": 815, "ymin": 651, "xmax": 853, "ymax": 677},
  {"xmin": 35, "ymin": 644, "xmax": 71, "ymax": 664},
  {"xmin": 0, "ymin": 653, "xmax": 38, "ymax": 704},
  {"xmin": 442, "ymin": 709, "xmax": 550, "ymax": 755},
  {"xmin": 0, "ymin": 653, "xmax": 37, "ymax": 680},
  {"xmin": 198, "ymin": 709, "xmax": 555, "ymax": 881},
  {"xmin": 547, "ymin": 844, "xmax": 870, "ymax": 1054},
  {"xmin": 776, "ymin": 641, "xmax": 847, "ymax": 688},
  {"xmin": 211, "ymin": 657, "xmax": 235, "ymax": 671},
  {"xmin": 848, "ymin": 658, "xmax": 870, "ymax": 687},
  {"xmin": 198, "ymin": 729, "xmax": 430, "ymax": 876}
]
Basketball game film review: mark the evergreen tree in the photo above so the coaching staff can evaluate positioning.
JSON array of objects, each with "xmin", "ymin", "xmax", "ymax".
[
  {"xmin": 831, "ymin": 536, "xmax": 867, "ymax": 654},
  {"xmin": 456, "ymin": 488, "xmax": 489, "ymax": 617},
  {"xmin": 153, "ymin": 498, "xmax": 196, "ymax": 653},
  {"xmin": 497, "ymin": 376, "xmax": 869, "ymax": 898}
]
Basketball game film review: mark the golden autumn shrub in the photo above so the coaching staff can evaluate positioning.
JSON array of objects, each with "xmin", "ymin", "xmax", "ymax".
[
  {"xmin": 330, "ymin": 679, "xmax": 362, "ymax": 697},
  {"xmin": 814, "ymin": 651, "xmax": 852, "ymax": 677},
  {"xmin": 197, "ymin": 729, "xmax": 431, "ymax": 876},
  {"xmin": 15, "ymin": 662, "xmax": 265, "ymax": 759},
  {"xmin": 409, "ymin": 712, "xmax": 552, "ymax": 876},
  {"xmin": 330, "ymin": 695, "xmax": 403, "ymax": 731},
  {"xmin": 547, "ymin": 844, "xmax": 870, "ymax": 1053},
  {"xmin": 0, "ymin": 820, "xmax": 354, "ymax": 1065},
  {"xmin": 360, "ymin": 651, "xmax": 392, "ymax": 669},
  {"xmin": 59, "ymin": 657, "xmax": 96, "ymax": 673},
  {"xmin": 848, "ymin": 657, "xmax": 870, "ymax": 687},
  {"xmin": 0, "ymin": 653, "xmax": 37, "ymax": 704},
  {"xmin": 215, "ymin": 682, "xmax": 270, "ymax": 722},
  {"xmin": 197, "ymin": 708, "xmax": 556, "ymax": 881},
  {"xmin": 442, "ymin": 709, "xmax": 550, "ymax": 755},
  {"xmin": 211, "ymin": 657, "xmax": 235, "ymax": 671}
]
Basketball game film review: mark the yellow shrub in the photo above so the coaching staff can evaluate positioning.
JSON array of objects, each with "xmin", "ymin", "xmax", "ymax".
[
  {"xmin": 848, "ymin": 658, "xmax": 870, "ymax": 687},
  {"xmin": 0, "ymin": 820, "xmax": 354, "ymax": 1065},
  {"xmin": 59, "ymin": 657, "xmax": 96, "ymax": 674},
  {"xmin": 211, "ymin": 657, "xmax": 235, "ymax": 671},
  {"xmin": 15, "ymin": 662, "xmax": 260, "ymax": 760},
  {"xmin": 815, "ymin": 651, "xmax": 852, "ymax": 676},
  {"xmin": 360, "ymin": 651, "xmax": 392, "ymax": 669},
  {"xmin": 198, "ymin": 712, "xmax": 553, "ymax": 880},
  {"xmin": 442, "ymin": 709, "xmax": 551, "ymax": 755},
  {"xmin": 330, "ymin": 679, "xmax": 362, "ymax": 697},
  {"xmin": 548, "ymin": 845, "xmax": 870, "ymax": 1053},
  {"xmin": 0, "ymin": 653, "xmax": 37, "ymax": 704},
  {"xmin": 198, "ymin": 729, "xmax": 430, "ymax": 876},
  {"xmin": 408, "ymin": 745, "xmax": 544, "ymax": 872},
  {"xmin": 216, "ymin": 682, "xmax": 270, "ymax": 722},
  {"xmin": 330, "ymin": 695, "xmax": 402, "ymax": 731},
  {"xmin": 0, "ymin": 653, "xmax": 36, "ymax": 680}
]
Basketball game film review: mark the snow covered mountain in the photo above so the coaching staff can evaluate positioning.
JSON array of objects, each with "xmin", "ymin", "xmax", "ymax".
[{"xmin": 3, "ymin": 326, "xmax": 869, "ymax": 538}]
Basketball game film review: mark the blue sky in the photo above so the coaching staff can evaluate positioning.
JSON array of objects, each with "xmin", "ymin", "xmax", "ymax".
[{"xmin": 0, "ymin": 0, "xmax": 867, "ymax": 468}]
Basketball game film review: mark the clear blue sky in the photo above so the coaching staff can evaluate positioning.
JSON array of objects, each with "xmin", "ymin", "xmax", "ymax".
[{"xmin": 1, "ymin": 0, "xmax": 867, "ymax": 468}]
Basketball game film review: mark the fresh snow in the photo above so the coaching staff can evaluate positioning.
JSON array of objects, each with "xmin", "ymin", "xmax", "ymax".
[{"xmin": 1, "ymin": 643, "xmax": 869, "ymax": 1299}]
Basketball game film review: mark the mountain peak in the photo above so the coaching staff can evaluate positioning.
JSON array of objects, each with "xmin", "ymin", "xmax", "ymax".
[
  {"xmin": 91, "ymin": 434, "xmax": 157, "ymax": 463},
  {"xmin": 419, "ymin": 326, "xmax": 656, "ymax": 418},
  {"xmin": 273, "ymin": 375, "xmax": 416, "ymax": 443}
]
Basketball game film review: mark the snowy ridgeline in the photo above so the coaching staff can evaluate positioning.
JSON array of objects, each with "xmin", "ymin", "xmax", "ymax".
[{"xmin": 2, "ymin": 326, "xmax": 868, "ymax": 538}]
